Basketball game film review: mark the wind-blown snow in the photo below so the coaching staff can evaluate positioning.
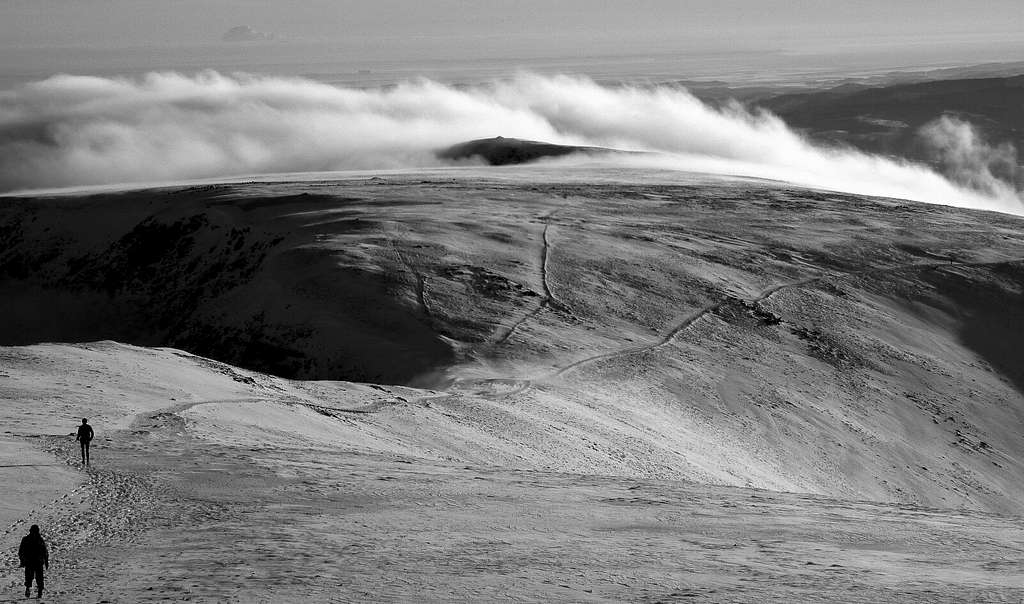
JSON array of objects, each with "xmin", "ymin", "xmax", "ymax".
[
  {"xmin": 918, "ymin": 114, "xmax": 1021, "ymax": 200},
  {"xmin": 1, "ymin": 71, "xmax": 1020, "ymax": 213}
]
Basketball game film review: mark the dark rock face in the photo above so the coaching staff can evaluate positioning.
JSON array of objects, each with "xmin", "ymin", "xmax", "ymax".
[
  {"xmin": 0, "ymin": 188, "xmax": 454, "ymax": 384},
  {"xmin": 437, "ymin": 137, "xmax": 609, "ymax": 165}
]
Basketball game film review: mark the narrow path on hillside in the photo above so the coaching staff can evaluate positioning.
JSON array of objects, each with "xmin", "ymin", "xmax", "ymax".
[
  {"xmin": 2, "ymin": 383, "xmax": 461, "ymax": 597},
  {"xmin": 550, "ymin": 256, "xmax": 1024, "ymax": 379},
  {"xmin": 1, "ymin": 432, "xmax": 162, "ymax": 599},
  {"xmin": 549, "ymin": 272, "xmax": 830, "ymax": 378},
  {"xmin": 492, "ymin": 211, "xmax": 568, "ymax": 347},
  {"xmin": 161, "ymin": 391, "xmax": 449, "ymax": 419},
  {"xmin": 386, "ymin": 232, "xmax": 434, "ymax": 322},
  {"xmin": 539, "ymin": 215, "xmax": 569, "ymax": 312}
]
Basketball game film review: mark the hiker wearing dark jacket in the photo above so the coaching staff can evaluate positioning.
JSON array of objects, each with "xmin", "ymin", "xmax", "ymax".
[
  {"xmin": 18, "ymin": 524, "xmax": 48, "ymax": 599},
  {"xmin": 76, "ymin": 418, "xmax": 94, "ymax": 465}
]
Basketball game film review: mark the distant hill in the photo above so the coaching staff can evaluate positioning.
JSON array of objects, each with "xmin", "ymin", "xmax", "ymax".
[
  {"xmin": 755, "ymin": 75, "xmax": 1024, "ymax": 169},
  {"xmin": 222, "ymin": 25, "xmax": 276, "ymax": 42},
  {"xmin": 437, "ymin": 137, "xmax": 617, "ymax": 165}
]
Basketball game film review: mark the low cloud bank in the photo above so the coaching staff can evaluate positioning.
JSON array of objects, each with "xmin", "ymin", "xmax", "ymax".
[
  {"xmin": 0, "ymin": 71, "xmax": 1020, "ymax": 213},
  {"xmin": 918, "ymin": 115, "xmax": 1021, "ymax": 200}
]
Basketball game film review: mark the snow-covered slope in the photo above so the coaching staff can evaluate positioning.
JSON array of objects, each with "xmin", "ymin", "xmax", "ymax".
[
  {"xmin": 3, "ymin": 170, "xmax": 1024, "ymax": 600},
  {"xmin": 1, "ymin": 341, "xmax": 1022, "ymax": 601},
  {"xmin": 4, "ymin": 171, "xmax": 1024, "ymax": 512}
]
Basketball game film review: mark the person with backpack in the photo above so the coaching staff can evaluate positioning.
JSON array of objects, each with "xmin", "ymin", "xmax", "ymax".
[
  {"xmin": 18, "ymin": 524, "xmax": 49, "ymax": 599},
  {"xmin": 76, "ymin": 418, "xmax": 94, "ymax": 465}
]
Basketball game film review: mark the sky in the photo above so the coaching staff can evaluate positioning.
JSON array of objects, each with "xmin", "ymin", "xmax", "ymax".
[
  {"xmin": 1, "ymin": 1, "xmax": 1022, "ymax": 51},
  {"xmin": 0, "ymin": 1, "xmax": 1022, "ymax": 86}
]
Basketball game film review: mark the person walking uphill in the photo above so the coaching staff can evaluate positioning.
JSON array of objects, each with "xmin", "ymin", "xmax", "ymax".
[
  {"xmin": 18, "ymin": 524, "xmax": 48, "ymax": 599},
  {"xmin": 76, "ymin": 418, "xmax": 93, "ymax": 466}
]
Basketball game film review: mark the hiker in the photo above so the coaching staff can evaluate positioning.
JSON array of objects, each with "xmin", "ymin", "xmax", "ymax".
[
  {"xmin": 18, "ymin": 524, "xmax": 48, "ymax": 599},
  {"xmin": 76, "ymin": 418, "xmax": 94, "ymax": 465}
]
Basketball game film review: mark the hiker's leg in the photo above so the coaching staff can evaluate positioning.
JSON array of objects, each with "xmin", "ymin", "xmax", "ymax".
[
  {"xmin": 36, "ymin": 568, "xmax": 43, "ymax": 593},
  {"xmin": 85, "ymin": 440, "xmax": 90, "ymax": 463},
  {"xmin": 24, "ymin": 566, "xmax": 32, "ymax": 587}
]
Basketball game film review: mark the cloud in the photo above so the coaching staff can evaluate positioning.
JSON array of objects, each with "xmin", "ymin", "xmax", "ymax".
[
  {"xmin": 0, "ymin": 71, "xmax": 1020, "ymax": 214},
  {"xmin": 918, "ymin": 115, "xmax": 1021, "ymax": 200}
]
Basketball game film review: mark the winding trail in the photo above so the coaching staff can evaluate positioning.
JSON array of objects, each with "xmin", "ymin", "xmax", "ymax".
[
  {"xmin": 437, "ymin": 242, "xmax": 1024, "ymax": 400},
  {"xmin": 153, "ymin": 391, "xmax": 449, "ymax": 419},
  {"xmin": 2, "ymin": 433, "xmax": 160, "ymax": 598},
  {"xmin": 549, "ymin": 256, "xmax": 1024, "ymax": 379},
  {"xmin": 385, "ymin": 229, "xmax": 434, "ymax": 322},
  {"xmin": 1, "ymin": 379, "xmax": 461, "ymax": 594},
  {"xmin": 539, "ymin": 217, "xmax": 569, "ymax": 312},
  {"xmin": 492, "ymin": 212, "xmax": 568, "ymax": 347}
]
